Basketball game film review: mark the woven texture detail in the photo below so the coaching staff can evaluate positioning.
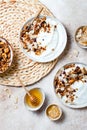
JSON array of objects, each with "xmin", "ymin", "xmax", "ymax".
[{"xmin": 0, "ymin": 0, "xmax": 58, "ymax": 86}]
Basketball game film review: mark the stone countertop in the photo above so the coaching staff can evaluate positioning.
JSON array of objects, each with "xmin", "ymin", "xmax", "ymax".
[{"xmin": 0, "ymin": 0, "xmax": 87, "ymax": 130}]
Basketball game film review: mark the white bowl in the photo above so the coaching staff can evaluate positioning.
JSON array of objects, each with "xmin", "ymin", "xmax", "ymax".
[
  {"xmin": 20, "ymin": 16, "xmax": 67, "ymax": 62},
  {"xmin": 53, "ymin": 62, "xmax": 87, "ymax": 108},
  {"xmin": 75, "ymin": 26, "xmax": 87, "ymax": 49},
  {"xmin": 45, "ymin": 104, "xmax": 62, "ymax": 121},
  {"xmin": 0, "ymin": 37, "xmax": 13, "ymax": 74},
  {"xmin": 24, "ymin": 87, "xmax": 45, "ymax": 111}
]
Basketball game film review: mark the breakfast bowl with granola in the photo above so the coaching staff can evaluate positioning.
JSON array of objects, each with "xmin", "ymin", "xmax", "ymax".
[
  {"xmin": 54, "ymin": 62, "xmax": 87, "ymax": 108},
  {"xmin": 0, "ymin": 37, "xmax": 13, "ymax": 74},
  {"xmin": 20, "ymin": 16, "xmax": 67, "ymax": 62}
]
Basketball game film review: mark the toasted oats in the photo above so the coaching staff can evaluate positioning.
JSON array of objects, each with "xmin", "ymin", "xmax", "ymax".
[
  {"xmin": 0, "ymin": 40, "xmax": 12, "ymax": 73},
  {"xmin": 54, "ymin": 64, "xmax": 87, "ymax": 103},
  {"xmin": 21, "ymin": 17, "xmax": 52, "ymax": 55}
]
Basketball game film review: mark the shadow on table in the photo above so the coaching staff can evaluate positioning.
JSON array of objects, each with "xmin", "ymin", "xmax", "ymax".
[
  {"xmin": 70, "ymin": 106, "xmax": 87, "ymax": 111},
  {"xmin": 52, "ymin": 109, "xmax": 66, "ymax": 123},
  {"xmin": 34, "ymin": 94, "xmax": 49, "ymax": 115}
]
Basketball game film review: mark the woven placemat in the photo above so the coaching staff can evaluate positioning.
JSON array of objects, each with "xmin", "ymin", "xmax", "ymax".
[{"xmin": 0, "ymin": 0, "xmax": 58, "ymax": 87}]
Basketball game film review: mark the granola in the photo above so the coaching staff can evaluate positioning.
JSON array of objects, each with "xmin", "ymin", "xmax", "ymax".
[
  {"xmin": 0, "ymin": 38, "xmax": 12, "ymax": 73},
  {"xmin": 54, "ymin": 63, "xmax": 87, "ymax": 103},
  {"xmin": 20, "ymin": 16, "xmax": 56, "ymax": 55}
]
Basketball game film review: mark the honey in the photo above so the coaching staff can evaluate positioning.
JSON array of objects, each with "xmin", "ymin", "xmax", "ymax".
[{"xmin": 25, "ymin": 88, "xmax": 43, "ymax": 108}]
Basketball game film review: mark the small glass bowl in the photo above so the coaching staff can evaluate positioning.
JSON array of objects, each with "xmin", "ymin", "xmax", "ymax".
[
  {"xmin": 24, "ymin": 87, "xmax": 45, "ymax": 111},
  {"xmin": 0, "ymin": 37, "xmax": 13, "ymax": 74},
  {"xmin": 45, "ymin": 104, "xmax": 62, "ymax": 121},
  {"xmin": 75, "ymin": 26, "xmax": 87, "ymax": 49}
]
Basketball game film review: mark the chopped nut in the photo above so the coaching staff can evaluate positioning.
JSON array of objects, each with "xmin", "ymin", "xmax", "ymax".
[
  {"xmin": 0, "ymin": 41, "xmax": 4, "ymax": 45},
  {"xmin": 64, "ymin": 64, "xmax": 75, "ymax": 69},
  {"xmin": 14, "ymin": 105, "xmax": 18, "ymax": 109},
  {"xmin": 82, "ymin": 67, "xmax": 87, "ymax": 75},
  {"xmin": 73, "ymin": 50, "xmax": 79, "ymax": 57},
  {"xmin": 69, "ymin": 79, "xmax": 75, "ymax": 84},
  {"xmin": 7, "ymin": 53, "xmax": 11, "ymax": 59},
  {"xmin": 3, "ymin": 88, "xmax": 12, "ymax": 98},
  {"xmin": 2, "ymin": 53, "xmax": 7, "ymax": 59},
  {"xmin": 14, "ymin": 97, "xmax": 18, "ymax": 104},
  {"xmin": 4, "ymin": 48, "xmax": 9, "ymax": 53}
]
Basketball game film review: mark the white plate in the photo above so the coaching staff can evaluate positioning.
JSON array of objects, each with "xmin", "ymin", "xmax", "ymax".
[
  {"xmin": 20, "ymin": 16, "xmax": 67, "ymax": 62},
  {"xmin": 54, "ymin": 62, "xmax": 87, "ymax": 108}
]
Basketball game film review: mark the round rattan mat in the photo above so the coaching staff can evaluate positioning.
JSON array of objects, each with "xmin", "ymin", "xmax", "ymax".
[{"xmin": 0, "ymin": 0, "xmax": 58, "ymax": 87}]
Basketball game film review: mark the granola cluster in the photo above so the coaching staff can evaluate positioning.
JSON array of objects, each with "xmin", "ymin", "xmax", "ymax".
[
  {"xmin": 0, "ymin": 40, "xmax": 11, "ymax": 73},
  {"xmin": 20, "ymin": 16, "xmax": 56, "ymax": 55},
  {"xmin": 54, "ymin": 64, "xmax": 87, "ymax": 103}
]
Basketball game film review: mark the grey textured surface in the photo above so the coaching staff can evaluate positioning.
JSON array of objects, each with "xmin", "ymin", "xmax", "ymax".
[{"xmin": 0, "ymin": 0, "xmax": 87, "ymax": 130}]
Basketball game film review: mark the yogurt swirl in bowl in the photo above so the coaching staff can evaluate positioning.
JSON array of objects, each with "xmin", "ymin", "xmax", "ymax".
[{"xmin": 20, "ymin": 16, "xmax": 67, "ymax": 62}]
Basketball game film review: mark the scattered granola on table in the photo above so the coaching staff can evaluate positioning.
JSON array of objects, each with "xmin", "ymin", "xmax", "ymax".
[{"xmin": 0, "ymin": 88, "xmax": 12, "ymax": 101}]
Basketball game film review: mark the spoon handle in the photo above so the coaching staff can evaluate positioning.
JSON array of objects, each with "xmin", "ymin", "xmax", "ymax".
[
  {"xmin": 35, "ymin": 7, "xmax": 43, "ymax": 19},
  {"xmin": 29, "ymin": 7, "xmax": 43, "ymax": 27},
  {"xmin": 17, "ymin": 76, "xmax": 30, "ymax": 97}
]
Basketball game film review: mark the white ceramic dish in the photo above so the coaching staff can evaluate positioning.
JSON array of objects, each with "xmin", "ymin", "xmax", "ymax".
[
  {"xmin": 45, "ymin": 104, "xmax": 62, "ymax": 121},
  {"xmin": 54, "ymin": 62, "xmax": 87, "ymax": 108},
  {"xmin": 20, "ymin": 16, "xmax": 67, "ymax": 62},
  {"xmin": 75, "ymin": 26, "xmax": 87, "ymax": 49},
  {"xmin": 24, "ymin": 87, "xmax": 45, "ymax": 111}
]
